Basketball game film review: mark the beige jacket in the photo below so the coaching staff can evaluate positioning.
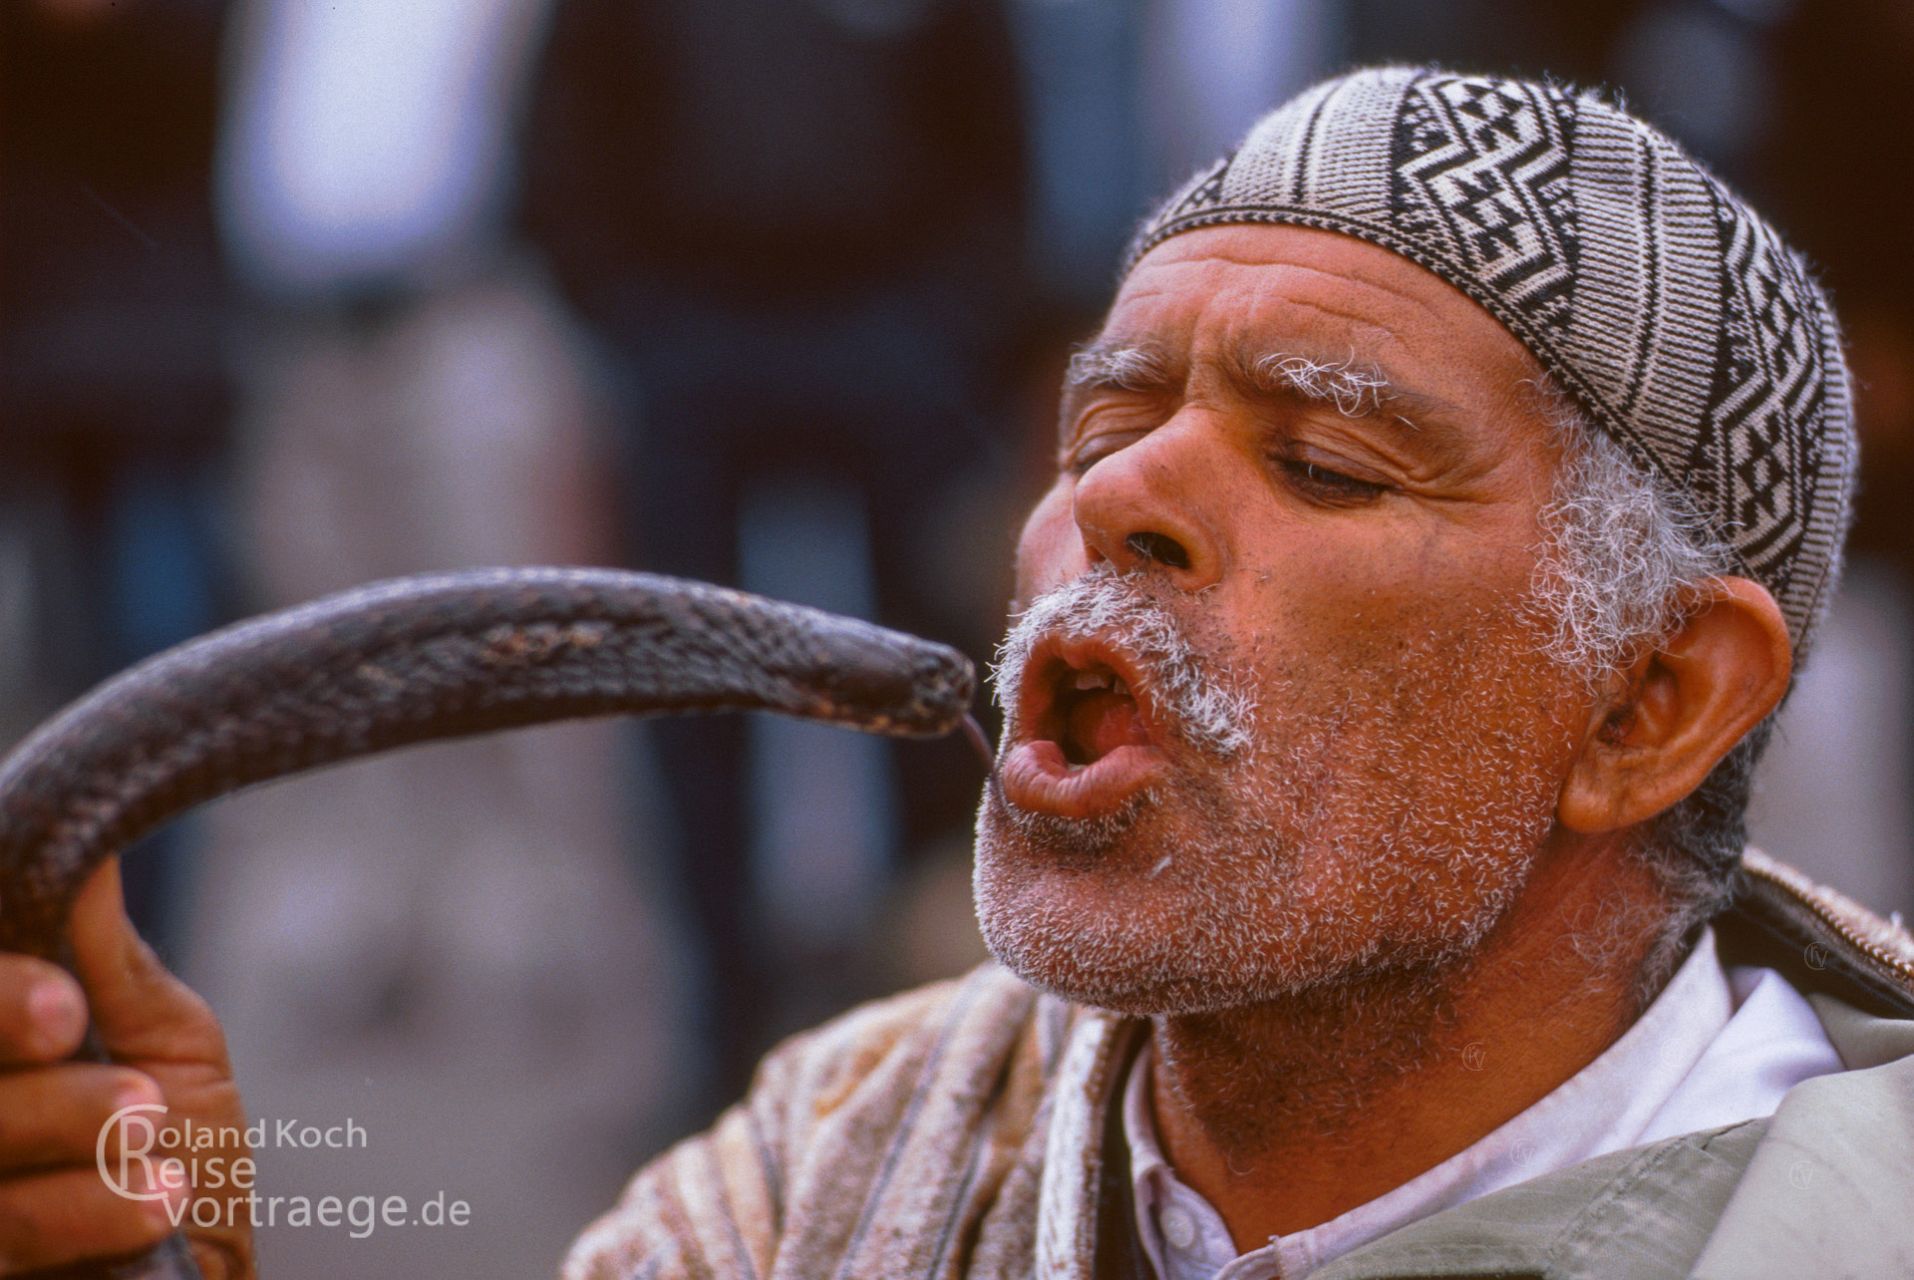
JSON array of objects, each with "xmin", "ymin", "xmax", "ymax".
[{"xmin": 564, "ymin": 850, "xmax": 1914, "ymax": 1279}]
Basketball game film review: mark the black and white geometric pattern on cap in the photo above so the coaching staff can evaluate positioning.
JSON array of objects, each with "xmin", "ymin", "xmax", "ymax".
[
  {"xmin": 1387, "ymin": 74, "xmax": 1580, "ymax": 333},
  {"xmin": 1687, "ymin": 171, "xmax": 1834, "ymax": 615},
  {"xmin": 1124, "ymin": 65, "xmax": 1855, "ymax": 654}
]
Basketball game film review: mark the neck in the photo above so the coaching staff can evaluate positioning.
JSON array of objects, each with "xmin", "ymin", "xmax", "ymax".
[{"xmin": 1148, "ymin": 831, "xmax": 1674, "ymax": 1251}]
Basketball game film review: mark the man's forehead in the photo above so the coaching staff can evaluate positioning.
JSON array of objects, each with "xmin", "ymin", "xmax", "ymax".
[
  {"xmin": 1074, "ymin": 226, "xmax": 1545, "ymax": 430},
  {"xmin": 1109, "ymin": 224, "xmax": 1537, "ymax": 363}
]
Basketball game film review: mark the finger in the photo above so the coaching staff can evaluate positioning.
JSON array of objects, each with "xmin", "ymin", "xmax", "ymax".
[
  {"xmin": 0, "ymin": 1164, "xmax": 187, "ymax": 1276},
  {"xmin": 0, "ymin": 1065, "xmax": 162, "ymax": 1175},
  {"xmin": 64, "ymin": 861, "xmax": 223, "ymax": 1066},
  {"xmin": 0, "ymin": 957, "xmax": 86, "ymax": 1068}
]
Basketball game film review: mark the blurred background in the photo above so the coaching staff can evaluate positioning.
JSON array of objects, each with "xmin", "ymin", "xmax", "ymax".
[{"xmin": 3, "ymin": 0, "xmax": 1911, "ymax": 1274}]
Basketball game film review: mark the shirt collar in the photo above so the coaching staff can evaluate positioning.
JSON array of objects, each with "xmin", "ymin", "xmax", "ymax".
[{"xmin": 1122, "ymin": 925, "xmax": 1738, "ymax": 1279}]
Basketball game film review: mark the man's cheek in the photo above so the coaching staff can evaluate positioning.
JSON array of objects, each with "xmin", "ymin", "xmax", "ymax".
[{"xmin": 1011, "ymin": 484, "xmax": 1086, "ymax": 607}]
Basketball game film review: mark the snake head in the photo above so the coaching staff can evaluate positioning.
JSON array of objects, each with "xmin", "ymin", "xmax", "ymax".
[{"xmin": 787, "ymin": 619, "xmax": 975, "ymax": 737}]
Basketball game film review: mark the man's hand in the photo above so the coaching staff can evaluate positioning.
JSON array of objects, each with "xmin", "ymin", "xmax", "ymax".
[{"xmin": 0, "ymin": 859, "xmax": 253, "ymax": 1278}]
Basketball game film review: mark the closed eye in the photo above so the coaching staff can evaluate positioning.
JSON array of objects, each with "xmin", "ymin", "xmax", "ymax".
[
  {"xmin": 1063, "ymin": 429, "xmax": 1147, "ymax": 476},
  {"xmin": 1279, "ymin": 458, "xmax": 1390, "ymax": 504}
]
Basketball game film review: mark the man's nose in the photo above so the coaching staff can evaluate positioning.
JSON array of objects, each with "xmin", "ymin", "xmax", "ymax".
[{"xmin": 1071, "ymin": 420, "xmax": 1226, "ymax": 590}]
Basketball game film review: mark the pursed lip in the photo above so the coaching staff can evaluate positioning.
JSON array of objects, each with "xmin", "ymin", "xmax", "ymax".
[{"xmin": 998, "ymin": 631, "xmax": 1170, "ymax": 819}]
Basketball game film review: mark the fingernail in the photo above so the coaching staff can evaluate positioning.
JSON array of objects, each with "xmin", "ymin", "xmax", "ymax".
[
  {"xmin": 27, "ymin": 980, "xmax": 82, "ymax": 1051},
  {"xmin": 116, "ymin": 1079, "xmax": 162, "ymax": 1114}
]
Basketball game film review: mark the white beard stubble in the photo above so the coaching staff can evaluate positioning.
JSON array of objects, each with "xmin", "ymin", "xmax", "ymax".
[{"xmin": 972, "ymin": 565, "xmax": 1571, "ymax": 1018}]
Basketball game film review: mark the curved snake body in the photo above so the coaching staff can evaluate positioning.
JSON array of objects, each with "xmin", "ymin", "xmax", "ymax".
[
  {"xmin": 0, "ymin": 567, "xmax": 975, "ymax": 1277},
  {"xmin": 0, "ymin": 566, "xmax": 975, "ymax": 961}
]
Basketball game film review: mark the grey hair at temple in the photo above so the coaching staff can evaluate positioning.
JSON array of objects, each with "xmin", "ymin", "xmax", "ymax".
[{"xmin": 1529, "ymin": 382, "xmax": 1775, "ymax": 998}]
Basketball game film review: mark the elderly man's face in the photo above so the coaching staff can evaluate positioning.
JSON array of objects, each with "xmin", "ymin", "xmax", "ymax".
[{"xmin": 973, "ymin": 224, "xmax": 1599, "ymax": 1015}]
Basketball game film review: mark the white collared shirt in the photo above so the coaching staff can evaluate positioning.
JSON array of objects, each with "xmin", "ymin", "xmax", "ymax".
[{"xmin": 1123, "ymin": 926, "xmax": 1846, "ymax": 1280}]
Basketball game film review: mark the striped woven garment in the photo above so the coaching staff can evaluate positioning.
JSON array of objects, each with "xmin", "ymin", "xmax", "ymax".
[{"xmin": 562, "ymin": 965, "xmax": 1110, "ymax": 1279}]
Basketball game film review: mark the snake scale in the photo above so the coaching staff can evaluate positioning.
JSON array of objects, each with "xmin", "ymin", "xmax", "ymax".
[{"xmin": 0, "ymin": 566, "xmax": 977, "ymax": 1279}]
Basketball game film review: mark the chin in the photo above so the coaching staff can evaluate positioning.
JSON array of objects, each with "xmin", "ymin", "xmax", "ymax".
[
  {"xmin": 972, "ymin": 786, "xmax": 1356, "ymax": 1015},
  {"xmin": 971, "ymin": 780, "xmax": 1542, "ymax": 1017}
]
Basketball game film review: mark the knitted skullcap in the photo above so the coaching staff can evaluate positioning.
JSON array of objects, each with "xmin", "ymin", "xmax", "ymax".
[{"xmin": 1128, "ymin": 65, "xmax": 1856, "ymax": 651}]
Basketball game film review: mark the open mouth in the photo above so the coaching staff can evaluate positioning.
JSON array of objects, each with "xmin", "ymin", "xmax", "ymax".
[
  {"xmin": 998, "ymin": 635, "xmax": 1169, "ymax": 819},
  {"xmin": 1036, "ymin": 656, "xmax": 1151, "ymax": 766}
]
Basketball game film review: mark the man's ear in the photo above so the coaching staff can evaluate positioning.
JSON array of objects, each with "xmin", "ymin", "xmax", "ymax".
[{"xmin": 1558, "ymin": 576, "xmax": 1792, "ymax": 834}]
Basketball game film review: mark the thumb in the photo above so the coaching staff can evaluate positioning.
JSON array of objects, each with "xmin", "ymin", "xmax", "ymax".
[{"xmin": 65, "ymin": 858, "xmax": 222, "ymax": 1065}]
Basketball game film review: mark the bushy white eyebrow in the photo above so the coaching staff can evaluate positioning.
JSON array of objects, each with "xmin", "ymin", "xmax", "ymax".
[
  {"xmin": 1065, "ymin": 342, "xmax": 1174, "ymax": 392},
  {"xmin": 1247, "ymin": 352, "xmax": 1396, "ymax": 420},
  {"xmin": 1064, "ymin": 341, "xmax": 1428, "ymax": 433}
]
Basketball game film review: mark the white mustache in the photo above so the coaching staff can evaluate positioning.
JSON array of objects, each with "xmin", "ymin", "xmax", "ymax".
[{"xmin": 990, "ymin": 565, "xmax": 1256, "ymax": 759}]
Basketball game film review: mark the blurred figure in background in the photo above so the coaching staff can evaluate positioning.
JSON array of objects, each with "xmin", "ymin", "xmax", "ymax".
[
  {"xmin": 519, "ymin": 0, "xmax": 1030, "ymax": 1101},
  {"xmin": 0, "ymin": 0, "xmax": 239, "ymax": 956},
  {"xmin": 202, "ymin": 2, "xmax": 697, "ymax": 1274}
]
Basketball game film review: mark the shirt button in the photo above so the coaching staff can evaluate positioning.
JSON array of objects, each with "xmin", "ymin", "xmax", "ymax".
[{"xmin": 1161, "ymin": 1205, "xmax": 1198, "ymax": 1251}]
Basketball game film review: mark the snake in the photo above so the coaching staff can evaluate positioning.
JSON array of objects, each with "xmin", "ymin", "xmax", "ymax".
[{"xmin": 0, "ymin": 566, "xmax": 980, "ymax": 1279}]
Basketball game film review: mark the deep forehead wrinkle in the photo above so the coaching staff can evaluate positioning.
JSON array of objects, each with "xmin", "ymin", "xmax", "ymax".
[
  {"xmin": 1258, "ymin": 258, "xmax": 1456, "ymax": 327},
  {"xmin": 1253, "ymin": 290, "xmax": 1435, "ymax": 341},
  {"xmin": 1156, "ymin": 248, "xmax": 1456, "ymax": 328}
]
